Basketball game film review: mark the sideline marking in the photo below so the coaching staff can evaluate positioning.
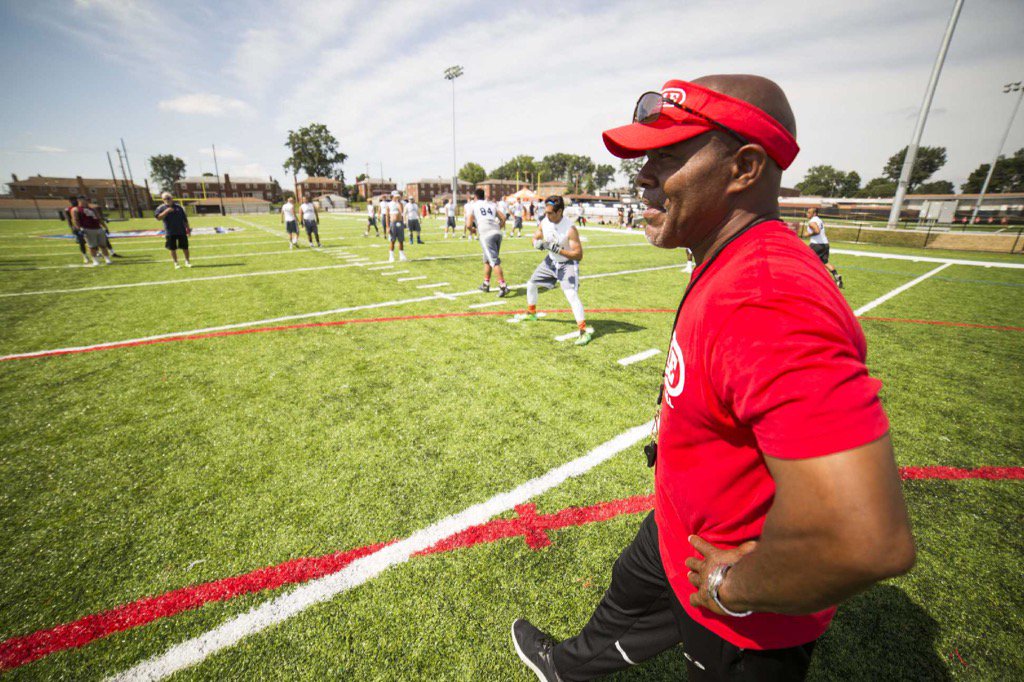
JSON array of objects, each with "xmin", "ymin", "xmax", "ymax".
[
  {"xmin": 617, "ymin": 349, "xmax": 661, "ymax": 366},
  {"xmin": 0, "ymin": 261, "xmax": 372, "ymax": 298},
  {"xmin": 853, "ymin": 263, "xmax": 951, "ymax": 316},
  {"xmin": 416, "ymin": 282, "xmax": 449, "ymax": 289},
  {"xmin": 3, "ymin": 465, "xmax": 1018, "ymax": 672},
  {"xmin": 104, "ymin": 423, "xmax": 655, "ymax": 681}
]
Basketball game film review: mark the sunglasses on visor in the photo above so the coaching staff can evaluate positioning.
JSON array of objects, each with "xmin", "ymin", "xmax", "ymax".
[{"xmin": 633, "ymin": 91, "xmax": 751, "ymax": 148}]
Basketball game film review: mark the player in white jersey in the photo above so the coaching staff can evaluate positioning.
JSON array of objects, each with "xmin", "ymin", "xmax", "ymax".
[
  {"xmin": 444, "ymin": 199, "xmax": 457, "ymax": 238},
  {"xmin": 805, "ymin": 207, "xmax": 842, "ymax": 288},
  {"xmin": 466, "ymin": 188, "xmax": 509, "ymax": 297},
  {"xmin": 510, "ymin": 201, "xmax": 525, "ymax": 237},
  {"xmin": 525, "ymin": 195, "xmax": 591, "ymax": 345},
  {"xmin": 404, "ymin": 196, "xmax": 423, "ymax": 244},
  {"xmin": 365, "ymin": 201, "xmax": 379, "ymax": 237},
  {"xmin": 281, "ymin": 197, "xmax": 300, "ymax": 248},
  {"xmin": 384, "ymin": 190, "xmax": 408, "ymax": 262},
  {"xmin": 299, "ymin": 199, "xmax": 321, "ymax": 248}
]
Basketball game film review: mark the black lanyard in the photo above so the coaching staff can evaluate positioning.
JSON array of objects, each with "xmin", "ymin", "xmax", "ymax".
[{"xmin": 645, "ymin": 216, "xmax": 774, "ymax": 467}]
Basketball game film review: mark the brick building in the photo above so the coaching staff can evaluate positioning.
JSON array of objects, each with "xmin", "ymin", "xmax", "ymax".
[
  {"xmin": 296, "ymin": 176, "xmax": 344, "ymax": 201},
  {"xmin": 475, "ymin": 179, "xmax": 530, "ymax": 201},
  {"xmin": 174, "ymin": 175, "xmax": 281, "ymax": 201},
  {"xmin": 355, "ymin": 177, "xmax": 398, "ymax": 200},
  {"xmin": 537, "ymin": 180, "xmax": 569, "ymax": 197},
  {"xmin": 7, "ymin": 174, "xmax": 149, "ymax": 211},
  {"xmin": 404, "ymin": 177, "xmax": 473, "ymax": 204}
]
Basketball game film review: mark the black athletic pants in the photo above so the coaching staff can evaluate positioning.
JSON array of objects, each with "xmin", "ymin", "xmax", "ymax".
[{"xmin": 552, "ymin": 512, "xmax": 816, "ymax": 681}]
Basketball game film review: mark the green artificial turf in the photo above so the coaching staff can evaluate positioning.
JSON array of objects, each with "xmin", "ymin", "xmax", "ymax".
[{"xmin": 0, "ymin": 214, "xmax": 1021, "ymax": 680}]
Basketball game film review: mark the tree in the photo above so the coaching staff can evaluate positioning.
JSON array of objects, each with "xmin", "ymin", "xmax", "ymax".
[
  {"xmin": 855, "ymin": 177, "xmax": 898, "ymax": 198},
  {"xmin": 458, "ymin": 162, "xmax": 486, "ymax": 185},
  {"xmin": 355, "ymin": 173, "xmax": 368, "ymax": 183},
  {"xmin": 882, "ymin": 145, "xmax": 947, "ymax": 191},
  {"xmin": 961, "ymin": 148, "xmax": 1024, "ymax": 193},
  {"xmin": 566, "ymin": 155, "xmax": 595, "ymax": 193},
  {"xmin": 283, "ymin": 123, "xmax": 348, "ymax": 184},
  {"xmin": 490, "ymin": 155, "xmax": 537, "ymax": 182},
  {"xmin": 202, "ymin": 172, "xmax": 215, "ymax": 177},
  {"xmin": 620, "ymin": 159, "xmax": 643, "ymax": 188},
  {"xmin": 795, "ymin": 165, "xmax": 861, "ymax": 197},
  {"xmin": 915, "ymin": 180, "xmax": 954, "ymax": 194},
  {"xmin": 148, "ymin": 154, "xmax": 186, "ymax": 192},
  {"xmin": 593, "ymin": 163, "xmax": 616, "ymax": 191}
]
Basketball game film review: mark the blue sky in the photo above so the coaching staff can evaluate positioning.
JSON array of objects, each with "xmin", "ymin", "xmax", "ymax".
[{"xmin": 1, "ymin": 0, "xmax": 1022, "ymax": 193}]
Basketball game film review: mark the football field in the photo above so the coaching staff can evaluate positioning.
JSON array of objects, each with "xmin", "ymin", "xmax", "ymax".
[{"xmin": 0, "ymin": 213, "xmax": 1021, "ymax": 680}]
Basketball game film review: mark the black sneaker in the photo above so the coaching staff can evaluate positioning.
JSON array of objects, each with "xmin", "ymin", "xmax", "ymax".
[
  {"xmin": 479, "ymin": 282, "xmax": 490, "ymax": 292},
  {"xmin": 511, "ymin": 619, "xmax": 563, "ymax": 681},
  {"xmin": 498, "ymin": 286, "xmax": 510, "ymax": 298}
]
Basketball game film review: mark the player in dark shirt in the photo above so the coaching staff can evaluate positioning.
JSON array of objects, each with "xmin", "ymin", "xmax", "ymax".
[{"xmin": 155, "ymin": 192, "xmax": 192, "ymax": 269}]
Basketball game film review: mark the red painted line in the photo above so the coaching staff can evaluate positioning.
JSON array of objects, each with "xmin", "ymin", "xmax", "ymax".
[
  {"xmin": 861, "ymin": 316, "xmax": 1024, "ymax": 333},
  {"xmin": 0, "ymin": 308, "xmax": 675, "ymax": 362},
  {"xmin": 899, "ymin": 466, "xmax": 1024, "ymax": 480},
  {"xmin": 2, "ymin": 467, "xmax": 1021, "ymax": 670}
]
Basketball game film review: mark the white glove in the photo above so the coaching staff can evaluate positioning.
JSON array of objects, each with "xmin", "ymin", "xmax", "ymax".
[{"xmin": 533, "ymin": 238, "xmax": 546, "ymax": 250}]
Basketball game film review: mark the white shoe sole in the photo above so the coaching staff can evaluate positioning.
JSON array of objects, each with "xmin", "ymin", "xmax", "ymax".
[{"xmin": 511, "ymin": 621, "xmax": 548, "ymax": 682}]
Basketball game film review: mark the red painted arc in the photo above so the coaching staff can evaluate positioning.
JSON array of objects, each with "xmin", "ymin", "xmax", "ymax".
[
  {"xmin": 1, "ymin": 466, "xmax": 1021, "ymax": 671},
  {"xmin": 4, "ymin": 309, "xmax": 1022, "ymax": 363}
]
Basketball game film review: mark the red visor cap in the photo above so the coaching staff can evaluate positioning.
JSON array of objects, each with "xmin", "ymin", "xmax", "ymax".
[{"xmin": 602, "ymin": 80, "xmax": 799, "ymax": 170}]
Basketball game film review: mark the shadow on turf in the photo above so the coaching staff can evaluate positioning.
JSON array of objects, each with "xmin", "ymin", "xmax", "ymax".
[{"xmin": 609, "ymin": 586, "xmax": 948, "ymax": 680}]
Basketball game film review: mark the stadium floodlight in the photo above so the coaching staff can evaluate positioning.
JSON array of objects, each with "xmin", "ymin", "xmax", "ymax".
[
  {"xmin": 969, "ymin": 81, "xmax": 1024, "ymax": 226},
  {"xmin": 444, "ymin": 66, "xmax": 464, "ymax": 209},
  {"xmin": 887, "ymin": 0, "xmax": 964, "ymax": 229}
]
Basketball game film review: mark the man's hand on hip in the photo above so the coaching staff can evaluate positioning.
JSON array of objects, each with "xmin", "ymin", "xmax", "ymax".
[{"xmin": 685, "ymin": 536, "xmax": 758, "ymax": 616}]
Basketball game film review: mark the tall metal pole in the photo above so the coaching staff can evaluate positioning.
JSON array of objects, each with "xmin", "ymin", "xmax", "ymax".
[
  {"xmin": 444, "ymin": 65, "xmax": 464, "ymax": 209},
  {"xmin": 116, "ymin": 148, "xmax": 136, "ymax": 218},
  {"xmin": 969, "ymin": 82, "xmax": 1023, "ymax": 225},
  {"xmin": 107, "ymin": 151, "xmax": 126, "ymax": 220},
  {"xmin": 120, "ymin": 138, "xmax": 139, "ymax": 216},
  {"xmin": 211, "ymin": 144, "xmax": 226, "ymax": 216},
  {"xmin": 887, "ymin": 0, "xmax": 963, "ymax": 229}
]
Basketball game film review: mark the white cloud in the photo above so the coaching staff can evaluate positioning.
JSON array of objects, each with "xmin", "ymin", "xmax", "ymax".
[
  {"xmin": 227, "ymin": 163, "xmax": 271, "ymax": 179},
  {"xmin": 159, "ymin": 94, "xmax": 253, "ymax": 116},
  {"xmin": 198, "ymin": 146, "xmax": 245, "ymax": 160}
]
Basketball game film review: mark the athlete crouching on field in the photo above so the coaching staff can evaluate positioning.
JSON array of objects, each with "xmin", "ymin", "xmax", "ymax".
[{"xmin": 512, "ymin": 75, "xmax": 915, "ymax": 681}]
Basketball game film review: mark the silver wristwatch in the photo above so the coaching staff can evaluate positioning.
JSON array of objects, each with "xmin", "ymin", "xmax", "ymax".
[{"xmin": 707, "ymin": 563, "xmax": 753, "ymax": 618}]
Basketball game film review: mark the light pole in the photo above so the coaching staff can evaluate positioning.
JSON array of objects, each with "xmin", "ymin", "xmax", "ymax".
[
  {"xmin": 887, "ymin": 0, "xmax": 963, "ymax": 229},
  {"xmin": 444, "ymin": 65, "xmax": 464, "ymax": 210},
  {"xmin": 969, "ymin": 81, "xmax": 1023, "ymax": 226}
]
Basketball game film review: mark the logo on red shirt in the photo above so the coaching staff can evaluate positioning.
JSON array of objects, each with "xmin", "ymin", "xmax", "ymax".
[{"xmin": 663, "ymin": 332, "xmax": 685, "ymax": 408}]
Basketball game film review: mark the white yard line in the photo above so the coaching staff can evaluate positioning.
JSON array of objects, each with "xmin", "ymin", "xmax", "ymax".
[
  {"xmin": 381, "ymin": 270, "xmax": 409, "ymax": 276},
  {"xmin": 832, "ymin": 248, "xmax": 1024, "ymax": 270},
  {"xmin": 617, "ymin": 349, "xmax": 662, "ymax": 366},
  {"xmin": 0, "ymin": 239, "xmax": 283, "ymax": 257},
  {"xmin": 853, "ymin": 263, "xmax": 952, "ymax": 316},
  {"xmin": 417, "ymin": 282, "xmax": 450, "ymax": 289},
  {"xmin": 367, "ymin": 265, "xmax": 394, "ymax": 271},
  {"xmin": 0, "ymin": 263, "xmax": 716, "ymax": 359},
  {"xmin": 397, "ymin": 276, "xmax": 427, "ymax": 282},
  {"xmin": 105, "ymin": 422, "xmax": 654, "ymax": 682},
  {"xmin": 468, "ymin": 300, "xmax": 507, "ymax": 309},
  {"xmin": 0, "ymin": 261, "xmax": 371, "ymax": 298}
]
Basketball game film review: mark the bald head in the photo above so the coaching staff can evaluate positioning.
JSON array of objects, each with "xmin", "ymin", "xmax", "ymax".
[{"xmin": 692, "ymin": 74, "xmax": 796, "ymax": 139}]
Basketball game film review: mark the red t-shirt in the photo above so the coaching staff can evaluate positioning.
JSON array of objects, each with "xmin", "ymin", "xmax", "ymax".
[{"xmin": 655, "ymin": 220, "xmax": 889, "ymax": 650}]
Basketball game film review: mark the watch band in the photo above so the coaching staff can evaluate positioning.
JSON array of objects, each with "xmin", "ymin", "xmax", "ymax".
[{"xmin": 708, "ymin": 563, "xmax": 753, "ymax": 618}]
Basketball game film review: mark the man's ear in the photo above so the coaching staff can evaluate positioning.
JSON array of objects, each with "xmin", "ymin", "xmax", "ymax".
[{"xmin": 725, "ymin": 144, "xmax": 769, "ymax": 195}]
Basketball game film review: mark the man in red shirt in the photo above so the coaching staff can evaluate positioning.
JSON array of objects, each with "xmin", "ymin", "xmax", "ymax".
[{"xmin": 512, "ymin": 75, "xmax": 915, "ymax": 681}]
